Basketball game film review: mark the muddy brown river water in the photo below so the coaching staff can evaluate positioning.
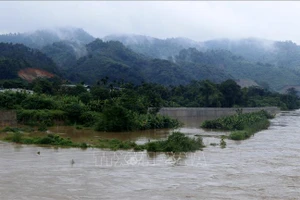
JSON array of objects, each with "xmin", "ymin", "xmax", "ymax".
[{"xmin": 1, "ymin": 110, "xmax": 300, "ymax": 199}]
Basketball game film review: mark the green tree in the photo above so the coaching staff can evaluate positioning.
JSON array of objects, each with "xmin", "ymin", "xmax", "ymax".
[{"xmin": 219, "ymin": 79, "xmax": 242, "ymax": 107}]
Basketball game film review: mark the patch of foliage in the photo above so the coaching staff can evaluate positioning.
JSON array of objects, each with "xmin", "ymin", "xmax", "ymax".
[
  {"xmin": 201, "ymin": 110, "xmax": 273, "ymax": 140},
  {"xmin": 17, "ymin": 109, "xmax": 66, "ymax": 126},
  {"xmin": 96, "ymin": 139, "xmax": 137, "ymax": 151},
  {"xmin": 143, "ymin": 132, "xmax": 204, "ymax": 152}
]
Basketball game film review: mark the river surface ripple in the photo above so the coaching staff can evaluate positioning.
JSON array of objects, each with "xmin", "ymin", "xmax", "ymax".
[{"xmin": 1, "ymin": 110, "xmax": 300, "ymax": 199}]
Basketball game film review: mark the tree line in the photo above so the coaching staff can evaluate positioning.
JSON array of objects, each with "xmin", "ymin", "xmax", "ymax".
[{"xmin": 0, "ymin": 78, "xmax": 299, "ymax": 132}]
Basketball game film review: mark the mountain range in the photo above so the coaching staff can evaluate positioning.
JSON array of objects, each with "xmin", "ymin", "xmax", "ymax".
[{"xmin": 1, "ymin": 27, "xmax": 300, "ymax": 91}]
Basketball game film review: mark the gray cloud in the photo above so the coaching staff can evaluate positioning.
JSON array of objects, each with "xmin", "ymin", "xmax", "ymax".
[{"xmin": 1, "ymin": 1, "xmax": 300, "ymax": 43}]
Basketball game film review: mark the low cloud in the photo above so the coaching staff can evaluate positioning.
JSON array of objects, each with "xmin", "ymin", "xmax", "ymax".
[{"xmin": 1, "ymin": 1, "xmax": 300, "ymax": 43}]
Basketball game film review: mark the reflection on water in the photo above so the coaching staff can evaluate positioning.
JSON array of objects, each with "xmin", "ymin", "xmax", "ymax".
[
  {"xmin": 1, "ymin": 110, "xmax": 300, "ymax": 199},
  {"xmin": 48, "ymin": 126, "xmax": 170, "ymax": 144},
  {"xmin": 176, "ymin": 116, "xmax": 219, "ymax": 128}
]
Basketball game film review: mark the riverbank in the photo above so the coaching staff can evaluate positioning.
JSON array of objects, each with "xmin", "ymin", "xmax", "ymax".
[{"xmin": 0, "ymin": 127, "xmax": 204, "ymax": 152}]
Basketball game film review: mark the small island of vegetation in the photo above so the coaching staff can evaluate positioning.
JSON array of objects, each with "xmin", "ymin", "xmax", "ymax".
[{"xmin": 201, "ymin": 110, "xmax": 274, "ymax": 140}]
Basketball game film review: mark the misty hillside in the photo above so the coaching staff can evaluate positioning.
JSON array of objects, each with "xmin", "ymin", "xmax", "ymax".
[
  {"xmin": 103, "ymin": 34, "xmax": 203, "ymax": 60},
  {"xmin": 0, "ymin": 43, "xmax": 60, "ymax": 80},
  {"xmin": 202, "ymin": 38, "xmax": 300, "ymax": 70},
  {"xmin": 67, "ymin": 39, "xmax": 230, "ymax": 85},
  {"xmin": 0, "ymin": 27, "xmax": 95, "ymax": 49},
  {"xmin": 104, "ymin": 34, "xmax": 300, "ymax": 72},
  {"xmin": 41, "ymin": 41, "xmax": 87, "ymax": 70},
  {"xmin": 175, "ymin": 48, "xmax": 300, "ymax": 90},
  {"xmin": 2, "ymin": 27, "xmax": 300, "ymax": 91}
]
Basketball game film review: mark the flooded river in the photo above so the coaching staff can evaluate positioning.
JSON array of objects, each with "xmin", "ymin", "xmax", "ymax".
[{"xmin": 1, "ymin": 110, "xmax": 300, "ymax": 199}]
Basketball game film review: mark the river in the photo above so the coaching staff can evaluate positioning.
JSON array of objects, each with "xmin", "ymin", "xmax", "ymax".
[{"xmin": 0, "ymin": 110, "xmax": 300, "ymax": 199}]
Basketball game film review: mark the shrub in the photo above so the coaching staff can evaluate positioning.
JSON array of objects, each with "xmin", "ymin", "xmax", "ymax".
[
  {"xmin": 21, "ymin": 95, "xmax": 57, "ymax": 110},
  {"xmin": 37, "ymin": 134, "xmax": 73, "ymax": 146},
  {"xmin": 79, "ymin": 111, "xmax": 101, "ymax": 127},
  {"xmin": 145, "ymin": 132, "xmax": 204, "ymax": 152},
  {"xmin": 96, "ymin": 138, "xmax": 137, "ymax": 150},
  {"xmin": 17, "ymin": 109, "xmax": 66, "ymax": 126},
  {"xmin": 95, "ymin": 105, "xmax": 138, "ymax": 132},
  {"xmin": 11, "ymin": 132, "xmax": 22, "ymax": 143}
]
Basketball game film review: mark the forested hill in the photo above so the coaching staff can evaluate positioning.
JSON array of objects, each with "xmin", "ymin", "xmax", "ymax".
[
  {"xmin": 67, "ymin": 39, "xmax": 230, "ymax": 85},
  {"xmin": 3, "ymin": 27, "xmax": 300, "ymax": 91},
  {"xmin": 34, "ymin": 37, "xmax": 300, "ymax": 90},
  {"xmin": 0, "ymin": 27, "xmax": 95, "ymax": 49},
  {"xmin": 104, "ymin": 34, "xmax": 300, "ymax": 72},
  {"xmin": 175, "ymin": 48, "xmax": 300, "ymax": 90},
  {"xmin": 0, "ymin": 43, "xmax": 60, "ymax": 80},
  {"xmin": 41, "ymin": 40, "xmax": 88, "ymax": 70}
]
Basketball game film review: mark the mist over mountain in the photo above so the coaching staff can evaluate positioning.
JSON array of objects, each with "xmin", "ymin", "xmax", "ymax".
[
  {"xmin": 103, "ymin": 34, "xmax": 203, "ymax": 60},
  {"xmin": 175, "ymin": 48, "xmax": 300, "ymax": 90},
  {"xmin": 104, "ymin": 34, "xmax": 300, "ymax": 72},
  {"xmin": 2, "ymin": 27, "xmax": 300, "ymax": 91},
  {"xmin": 67, "ymin": 39, "xmax": 229, "ymax": 85},
  {"xmin": 0, "ymin": 27, "xmax": 94, "ymax": 70},
  {"xmin": 202, "ymin": 38, "xmax": 300, "ymax": 70},
  {"xmin": 41, "ymin": 41, "xmax": 87, "ymax": 70},
  {"xmin": 0, "ymin": 27, "xmax": 95, "ymax": 49}
]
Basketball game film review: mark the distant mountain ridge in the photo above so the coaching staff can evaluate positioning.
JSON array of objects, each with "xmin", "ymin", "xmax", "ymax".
[
  {"xmin": 104, "ymin": 34, "xmax": 300, "ymax": 71},
  {"xmin": 67, "ymin": 39, "xmax": 230, "ymax": 85},
  {"xmin": 2, "ymin": 27, "xmax": 300, "ymax": 91},
  {"xmin": 0, "ymin": 27, "xmax": 95, "ymax": 49},
  {"xmin": 103, "ymin": 34, "xmax": 203, "ymax": 60},
  {"xmin": 175, "ymin": 48, "xmax": 300, "ymax": 90}
]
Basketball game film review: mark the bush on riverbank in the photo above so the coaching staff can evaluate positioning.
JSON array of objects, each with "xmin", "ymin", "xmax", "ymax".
[
  {"xmin": 201, "ymin": 110, "xmax": 274, "ymax": 140},
  {"xmin": 96, "ymin": 138, "xmax": 137, "ymax": 150},
  {"xmin": 143, "ymin": 132, "xmax": 204, "ymax": 152},
  {"xmin": 17, "ymin": 109, "xmax": 66, "ymax": 126}
]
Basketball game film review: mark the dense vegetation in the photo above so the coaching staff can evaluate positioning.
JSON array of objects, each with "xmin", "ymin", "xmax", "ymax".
[
  {"xmin": 0, "ymin": 78, "xmax": 185, "ymax": 132},
  {"xmin": 2, "ymin": 29, "xmax": 300, "ymax": 91},
  {"xmin": 201, "ymin": 110, "xmax": 274, "ymax": 140},
  {"xmin": 105, "ymin": 35, "xmax": 300, "ymax": 91},
  {"xmin": 64, "ymin": 39, "xmax": 229, "ymax": 85},
  {"xmin": 1, "ymin": 78, "xmax": 299, "ymax": 111},
  {"xmin": 0, "ymin": 77, "xmax": 298, "ymax": 136},
  {"xmin": 41, "ymin": 41, "xmax": 84, "ymax": 70},
  {"xmin": 175, "ymin": 48, "xmax": 300, "ymax": 91}
]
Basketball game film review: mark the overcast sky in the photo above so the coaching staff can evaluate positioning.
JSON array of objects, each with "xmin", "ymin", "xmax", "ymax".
[{"xmin": 1, "ymin": 1, "xmax": 300, "ymax": 43}]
